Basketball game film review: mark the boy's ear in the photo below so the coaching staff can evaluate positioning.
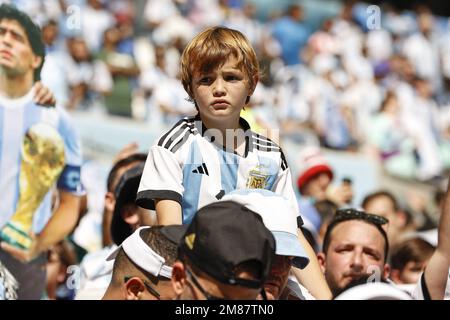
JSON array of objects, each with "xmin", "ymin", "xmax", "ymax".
[{"xmin": 248, "ymin": 74, "xmax": 259, "ymax": 95}]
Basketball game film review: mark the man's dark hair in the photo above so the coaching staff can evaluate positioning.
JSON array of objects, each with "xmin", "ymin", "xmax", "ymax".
[
  {"xmin": 362, "ymin": 190, "xmax": 400, "ymax": 212},
  {"xmin": 0, "ymin": 4, "xmax": 45, "ymax": 81},
  {"xmin": 390, "ymin": 237, "xmax": 435, "ymax": 271},
  {"xmin": 322, "ymin": 209, "xmax": 390, "ymax": 262},
  {"xmin": 111, "ymin": 226, "xmax": 177, "ymax": 286},
  {"xmin": 315, "ymin": 199, "xmax": 338, "ymax": 222},
  {"xmin": 362, "ymin": 190, "xmax": 415, "ymax": 227},
  {"xmin": 106, "ymin": 153, "xmax": 147, "ymax": 192}
]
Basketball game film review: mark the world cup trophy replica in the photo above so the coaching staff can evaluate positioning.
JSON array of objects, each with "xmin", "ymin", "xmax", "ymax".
[{"xmin": 0, "ymin": 123, "xmax": 65, "ymax": 250}]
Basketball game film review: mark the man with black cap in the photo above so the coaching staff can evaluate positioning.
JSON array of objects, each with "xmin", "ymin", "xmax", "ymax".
[{"xmin": 162, "ymin": 200, "xmax": 276, "ymax": 300}]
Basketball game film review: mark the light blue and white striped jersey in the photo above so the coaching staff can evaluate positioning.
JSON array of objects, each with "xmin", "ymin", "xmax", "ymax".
[
  {"xmin": 0, "ymin": 90, "xmax": 83, "ymax": 233},
  {"xmin": 137, "ymin": 115, "xmax": 301, "ymax": 224}
]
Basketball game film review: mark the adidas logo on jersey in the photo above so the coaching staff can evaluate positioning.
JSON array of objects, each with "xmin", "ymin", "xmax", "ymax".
[{"xmin": 192, "ymin": 163, "xmax": 209, "ymax": 176}]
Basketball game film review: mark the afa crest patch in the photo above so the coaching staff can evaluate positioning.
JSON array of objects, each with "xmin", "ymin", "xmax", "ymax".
[{"xmin": 246, "ymin": 165, "xmax": 270, "ymax": 189}]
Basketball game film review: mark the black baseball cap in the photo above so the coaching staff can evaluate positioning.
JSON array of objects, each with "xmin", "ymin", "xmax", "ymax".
[
  {"xmin": 161, "ymin": 201, "xmax": 276, "ymax": 289},
  {"xmin": 110, "ymin": 162, "xmax": 145, "ymax": 245}
]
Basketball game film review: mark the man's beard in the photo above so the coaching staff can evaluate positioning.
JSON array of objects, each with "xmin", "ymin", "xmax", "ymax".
[{"xmin": 331, "ymin": 274, "xmax": 388, "ymax": 298}]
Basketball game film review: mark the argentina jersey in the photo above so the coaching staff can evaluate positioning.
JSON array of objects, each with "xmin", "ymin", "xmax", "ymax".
[
  {"xmin": 0, "ymin": 90, "xmax": 83, "ymax": 234},
  {"xmin": 137, "ymin": 115, "xmax": 299, "ymax": 224}
]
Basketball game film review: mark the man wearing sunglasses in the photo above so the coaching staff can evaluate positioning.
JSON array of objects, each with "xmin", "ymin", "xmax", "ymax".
[
  {"xmin": 318, "ymin": 183, "xmax": 450, "ymax": 300},
  {"xmin": 162, "ymin": 200, "xmax": 276, "ymax": 300},
  {"xmin": 102, "ymin": 226, "xmax": 177, "ymax": 300},
  {"xmin": 317, "ymin": 208, "xmax": 391, "ymax": 298}
]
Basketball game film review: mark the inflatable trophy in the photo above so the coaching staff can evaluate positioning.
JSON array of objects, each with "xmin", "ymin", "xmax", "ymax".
[{"xmin": 0, "ymin": 123, "xmax": 65, "ymax": 250}]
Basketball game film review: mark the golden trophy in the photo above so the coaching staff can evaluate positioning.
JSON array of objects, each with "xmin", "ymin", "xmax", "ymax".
[{"xmin": 0, "ymin": 123, "xmax": 65, "ymax": 250}]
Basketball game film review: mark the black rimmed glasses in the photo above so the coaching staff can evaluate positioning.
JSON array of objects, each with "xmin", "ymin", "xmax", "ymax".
[
  {"xmin": 333, "ymin": 208, "xmax": 389, "ymax": 226},
  {"xmin": 124, "ymin": 276, "xmax": 161, "ymax": 299}
]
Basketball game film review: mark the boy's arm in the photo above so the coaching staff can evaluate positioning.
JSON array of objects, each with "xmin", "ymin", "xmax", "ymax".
[
  {"xmin": 155, "ymin": 199, "xmax": 182, "ymax": 225},
  {"xmin": 291, "ymin": 229, "xmax": 333, "ymax": 300},
  {"xmin": 137, "ymin": 145, "xmax": 184, "ymax": 224},
  {"xmin": 272, "ymin": 161, "xmax": 332, "ymax": 299},
  {"xmin": 422, "ymin": 178, "xmax": 450, "ymax": 299}
]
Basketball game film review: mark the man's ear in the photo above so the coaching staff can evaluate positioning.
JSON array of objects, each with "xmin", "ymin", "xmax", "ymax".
[
  {"xmin": 171, "ymin": 261, "xmax": 187, "ymax": 296},
  {"xmin": 317, "ymin": 252, "xmax": 326, "ymax": 274},
  {"xmin": 122, "ymin": 208, "xmax": 139, "ymax": 225},
  {"xmin": 31, "ymin": 55, "xmax": 43, "ymax": 71},
  {"xmin": 390, "ymin": 268, "xmax": 401, "ymax": 283},
  {"xmin": 124, "ymin": 277, "xmax": 146, "ymax": 300},
  {"xmin": 395, "ymin": 210, "xmax": 408, "ymax": 229},
  {"xmin": 383, "ymin": 263, "xmax": 391, "ymax": 281},
  {"xmin": 104, "ymin": 192, "xmax": 116, "ymax": 213}
]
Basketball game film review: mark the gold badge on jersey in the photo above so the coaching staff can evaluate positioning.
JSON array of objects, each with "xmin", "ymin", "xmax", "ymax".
[
  {"xmin": 0, "ymin": 123, "xmax": 65, "ymax": 250},
  {"xmin": 246, "ymin": 165, "xmax": 270, "ymax": 189}
]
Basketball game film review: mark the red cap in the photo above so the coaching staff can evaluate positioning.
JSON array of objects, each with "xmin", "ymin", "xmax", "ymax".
[{"xmin": 296, "ymin": 146, "xmax": 334, "ymax": 192}]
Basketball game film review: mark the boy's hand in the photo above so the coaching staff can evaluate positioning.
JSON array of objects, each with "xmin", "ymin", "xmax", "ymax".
[{"xmin": 33, "ymin": 82, "xmax": 56, "ymax": 106}]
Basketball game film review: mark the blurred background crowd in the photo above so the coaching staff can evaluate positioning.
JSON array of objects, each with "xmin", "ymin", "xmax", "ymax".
[{"xmin": 1, "ymin": 0, "xmax": 449, "ymax": 299}]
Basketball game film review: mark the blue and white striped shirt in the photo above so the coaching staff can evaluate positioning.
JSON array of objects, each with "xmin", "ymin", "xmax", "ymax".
[{"xmin": 0, "ymin": 90, "xmax": 82, "ymax": 233}]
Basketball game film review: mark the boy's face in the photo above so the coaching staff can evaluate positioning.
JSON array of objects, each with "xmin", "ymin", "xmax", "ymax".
[
  {"xmin": 0, "ymin": 19, "xmax": 41, "ymax": 78},
  {"xmin": 191, "ymin": 55, "xmax": 255, "ymax": 128}
]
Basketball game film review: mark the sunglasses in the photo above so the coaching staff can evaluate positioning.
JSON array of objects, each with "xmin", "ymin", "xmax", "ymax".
[
  {"xmin": 124, "ymin": 276, "xmax": 160, "ymax": 299},
  {"xmin": 333, "ymin": 208, "xmax": 388, "ymax": 226},
  {"xmin": 185, "ymin": 268, "xmax": 268, "ymax": 301}
]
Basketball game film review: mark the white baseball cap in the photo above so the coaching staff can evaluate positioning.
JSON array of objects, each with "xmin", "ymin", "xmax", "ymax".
[
  {"xmin": 221, "ymin": 189, "xmax": 309, "ymax": 269},
  {"xmin": 107, "ymin": 227, "xmax": 172, "ymax": 279}
]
